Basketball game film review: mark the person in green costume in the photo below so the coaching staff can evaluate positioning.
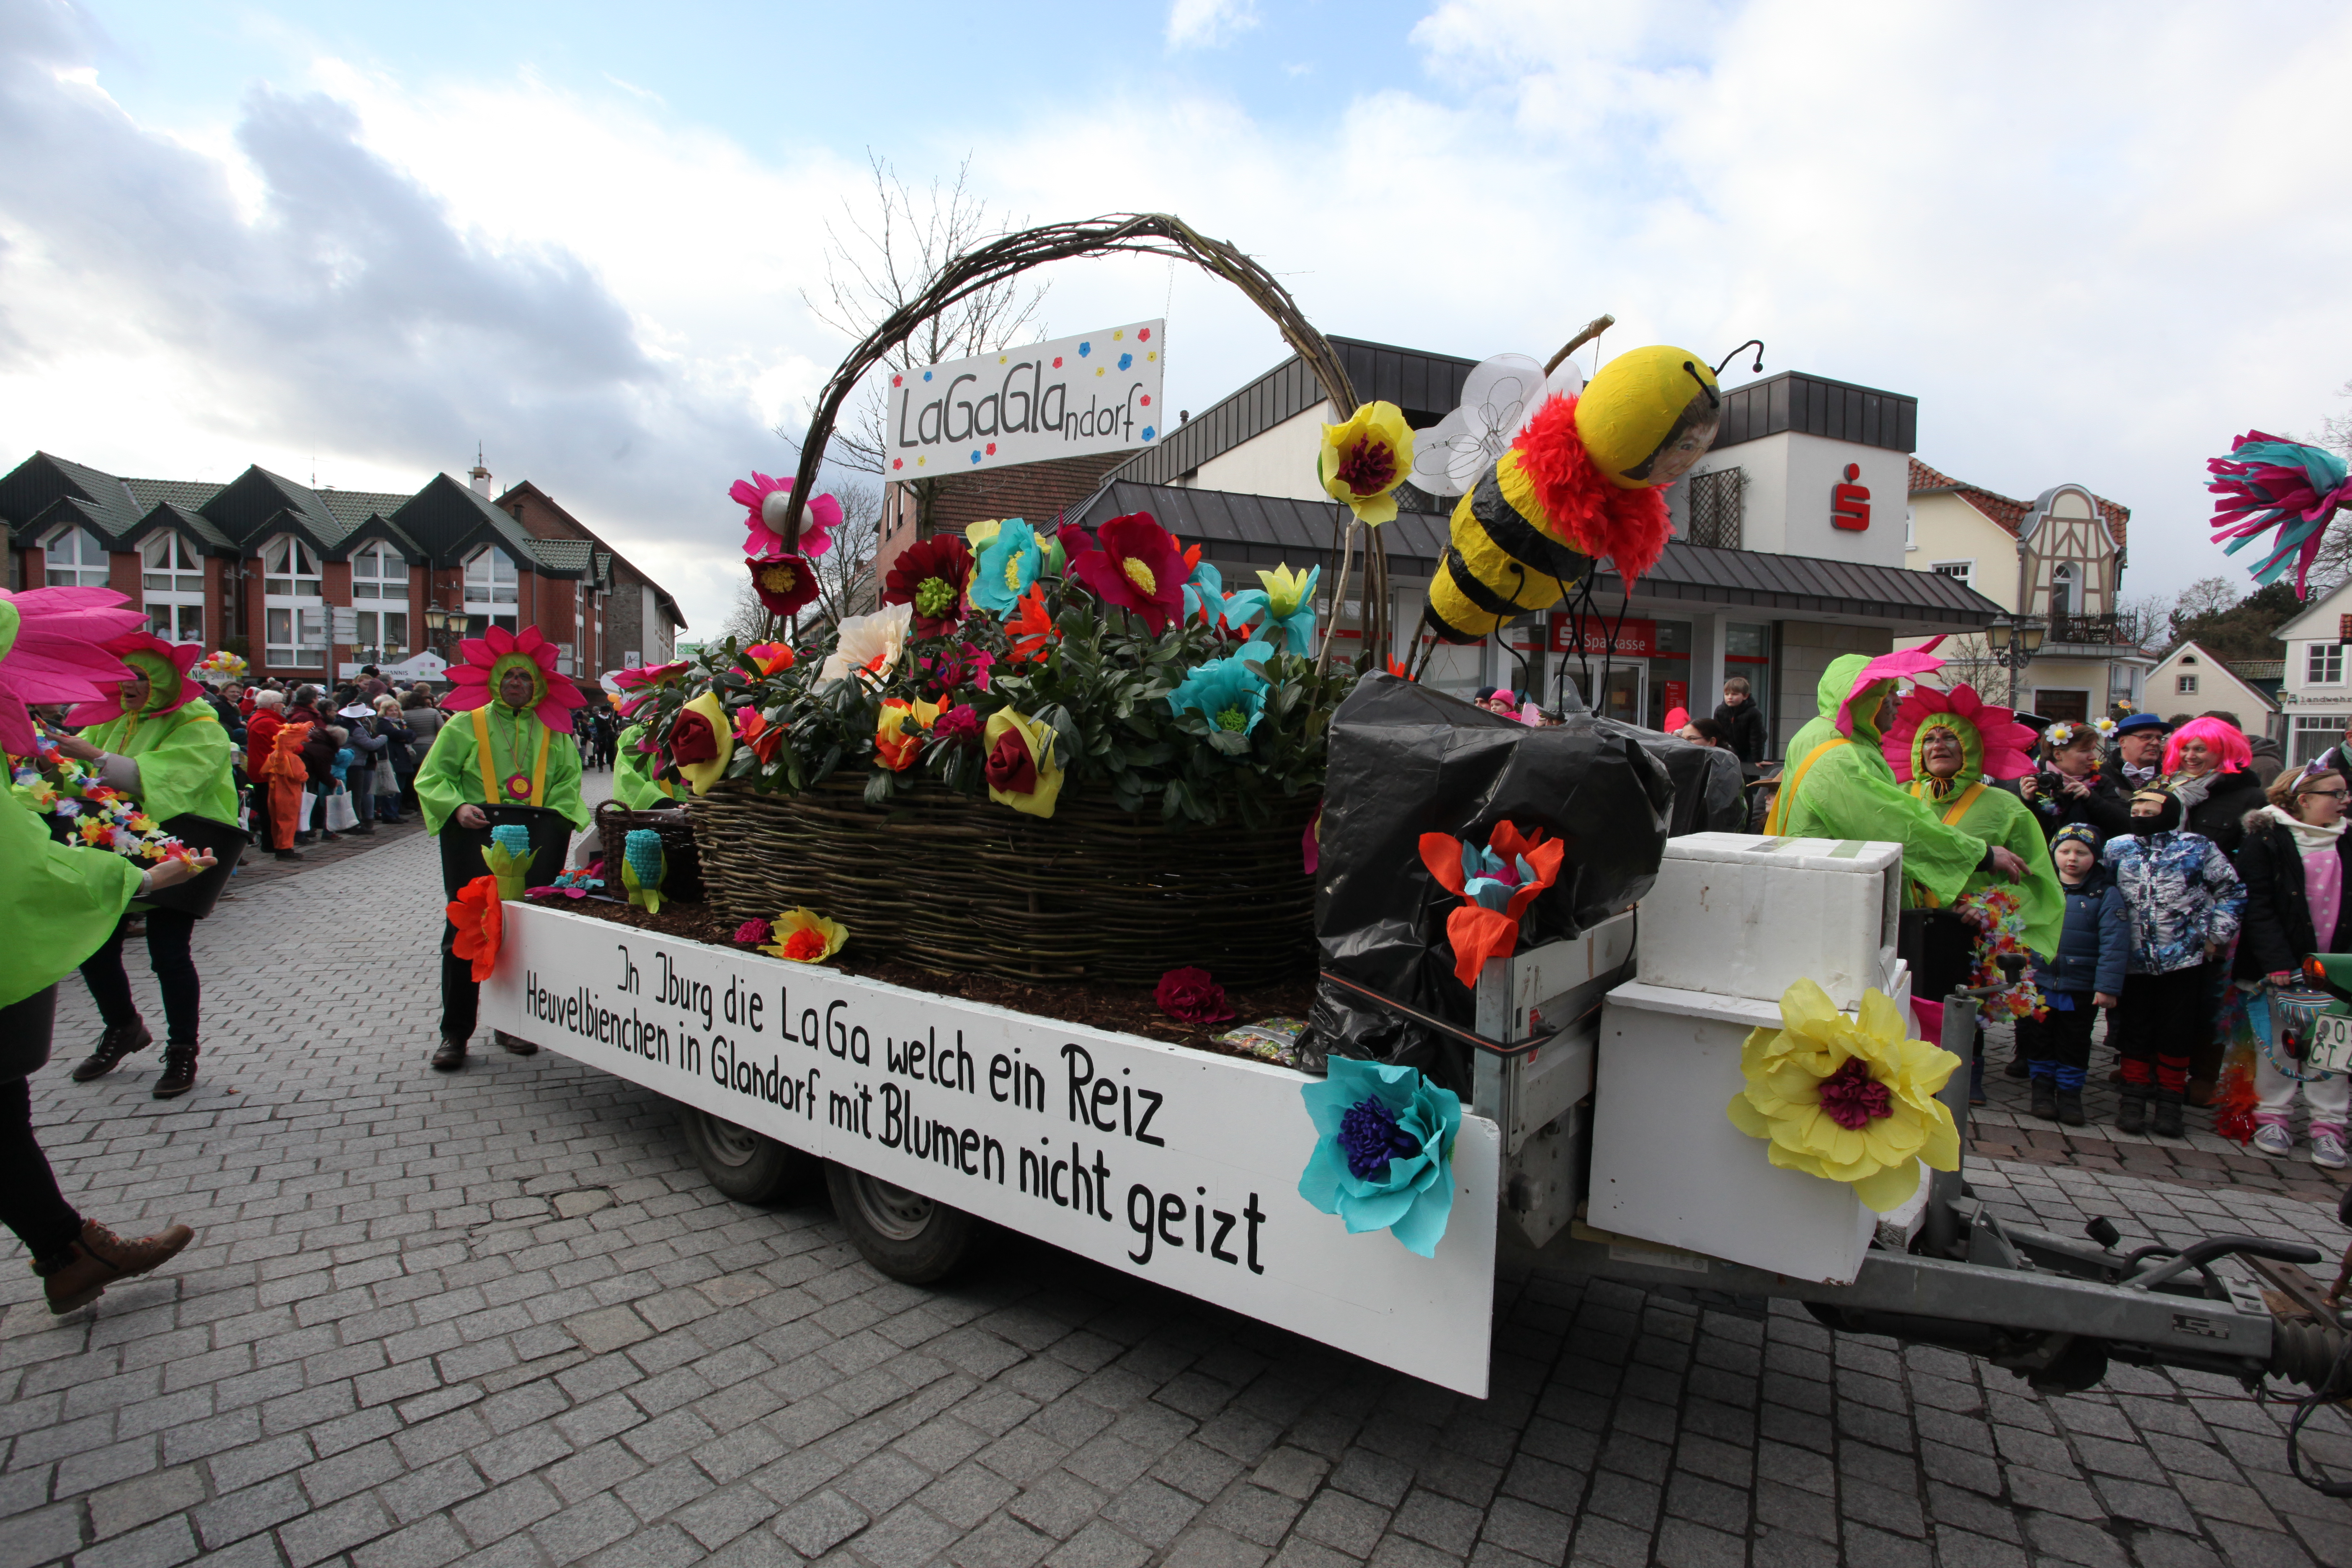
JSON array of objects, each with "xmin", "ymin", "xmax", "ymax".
[
  {"xmin": 1, "ymin": 588, "xmax": 215, "ymax": 1313},
  {"xmin": 414, "ymin": 624, "xmax": 590, "ymax": 1072},
  {"xmin": 47, "ymin": 633, "xmax": 239, "ymax": 1099},
  {"xmin": 1882, "ymin": 682, "xmax": 2063, "ymax": 957},
  {"xmin": 611, "ymin": 721, "xmax": 680, "ymax": 811}
]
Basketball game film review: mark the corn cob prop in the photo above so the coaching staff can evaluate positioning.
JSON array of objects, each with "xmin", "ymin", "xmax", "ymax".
[
  {"xmin": 622, "ymin": 828, "xmax": 666, "ymax": 914},
  {"xmin": 1424, "ymin": 345, "xmax": 1719, "ymax": 645},
  {"xmin": 484, "ymin": 823, "xmax": 537, "ymax": 903}
]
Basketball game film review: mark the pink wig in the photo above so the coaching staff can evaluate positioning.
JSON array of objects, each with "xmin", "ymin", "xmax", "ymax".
[{"xmin": 2163, "ymin": 716, "xmax": 2251, "ymax": 775}]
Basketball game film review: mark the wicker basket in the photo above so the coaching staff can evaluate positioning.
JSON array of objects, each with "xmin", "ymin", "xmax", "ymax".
[
  {"xmin": 596, "ymin": 799, "xmax": 705, "ymax": 903},
  {"xmin": 688, "ymin": 778, "xmax": 1315, "ymax": 986}
]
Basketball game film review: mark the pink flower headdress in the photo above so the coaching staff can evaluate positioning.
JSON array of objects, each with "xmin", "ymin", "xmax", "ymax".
[
  {"xmin": 444, "ymin": 625, "xmax": 588, "ymax": 732},
  {"xmin": 733, "ymin": 472, "xmax": 840, "ymax": 562},
  {"xmin": 1882, "ymin": 683, "xmax": 2038, "ymax": 784},
  {"xmin": 0, "ymin": 587, "xmax": 149, "ymax": 756},
  {"xmin": 62, "ymin": 632, "xmax": 206, "ymax": 728},
  {"xmin": 1833, "ymin": 638, "xmax": 1946, "ymax": 737}
]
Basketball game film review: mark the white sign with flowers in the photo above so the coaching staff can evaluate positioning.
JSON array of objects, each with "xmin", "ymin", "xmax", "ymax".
[
  {"xmin": 887, "ymin": 320, "xmax": 1166, "ymax": 477},
  {"xmin": 484, "ymin": 903, "xmax": 1504, "ymax": 1396}
]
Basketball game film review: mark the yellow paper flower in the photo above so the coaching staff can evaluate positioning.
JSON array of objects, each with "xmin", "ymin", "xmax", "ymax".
[
  {"xmin": 762, "ymin": 907, "xmax": 847, "ymax": 965},
  {"xmin": 982, "ymin": 709, "xmax": 1064, "ymax": 818},
  {"xmin": 674, "ymin": 690, "xmax": 735, "ymax": 797},
  {"xmin": 1317, "ymin": 401, "xmax": 1417, "ymax": 525},
  {"xmin": 1256, "ymin": 563, "xmax": 1314, "ymax": 619},
  {"xmin": 965, "ymin": 519, "xmax": 1004, "ymax": 550},
  {"xmin": 1726, "ymin": 978, "xmax": 1961, "ymax": 1212},
  {"xmin": 874, "ymin": 696, "xmax": 942, "ymax": 772}
]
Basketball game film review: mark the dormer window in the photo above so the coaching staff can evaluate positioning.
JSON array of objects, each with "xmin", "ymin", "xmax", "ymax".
[
  {"xmin": 141, "ymin": 532, "xmax": 205, "ymax": 643},
  {"xmin": 261, "ymin": 535, "xmax": 325, "ymax": 669},
  {"xmin": 350, "ymin": 542, "xmax": 410, "ymax": 660},
  {"xmin": 43, "ymin": 525, "xmax": 108, "ymax": 588}
]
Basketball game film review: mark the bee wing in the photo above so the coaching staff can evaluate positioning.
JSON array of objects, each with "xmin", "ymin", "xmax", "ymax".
[{"xmin": 1412, "ymin": 407, "xmax": 1475, "ymax": 497}]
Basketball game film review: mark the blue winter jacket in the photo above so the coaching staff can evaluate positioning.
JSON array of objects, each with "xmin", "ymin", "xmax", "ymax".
[{"xmin": 2032, "ymin": 866, "xmax": 2130, "ymax": 999}]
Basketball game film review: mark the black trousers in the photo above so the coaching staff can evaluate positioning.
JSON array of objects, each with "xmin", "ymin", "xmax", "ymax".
[
  {"xmin": 80, "ymin": 908, "xmax": 201, "ymax": 1044},
  {"xmin": 440, "ymin": 918, "xmax": 478, "ymax": 1044},
  {"xmin": 2017, "ymin": 999, "xmax": 2097, "ymax": 1071},
  {"xmin": 1, "ymin": 990, "xmax": 83, "ymax": 1266},
  {"xmin": 2113, "ymin": 966, "xmax": 2206, "ymax": 1089}
]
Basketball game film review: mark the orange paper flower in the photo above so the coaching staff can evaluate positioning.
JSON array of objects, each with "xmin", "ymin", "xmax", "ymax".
[
  {"xmin": 446, "ymin": 874, "xmax": 506, "ymax": 983},
  {"xmin": 1007, "ymin": 584, "xmax": 1059, "ymax": 663},
  {"xmin": 874, "ymin": 697, "xmax": 942, "ymax": 772},
  {"xmin": 735, "ymin": 705, "xmax": 786, "ymax": 766},
  {"xmin": 1417, "ymin": 823, "xmax": 1566, "ymax": 988},
  {"xmin": 745, "ymin": 641, "xmax": 796, "ymax": 676}
]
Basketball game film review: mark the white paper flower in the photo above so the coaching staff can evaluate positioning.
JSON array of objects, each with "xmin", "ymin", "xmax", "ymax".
[
  {"xmin": 817, "ymin": 603, "xmax": 914, "ymax": 686},
  {"xmin": 1411, "ymin": 353, "xmax": 1588, "ymax": 498}
]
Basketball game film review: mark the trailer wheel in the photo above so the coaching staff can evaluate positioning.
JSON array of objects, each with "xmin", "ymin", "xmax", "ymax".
[
  {"xmin": 679, "ymin": 1107, "xmax": 812, "ymax": 1204},
  {"xmin": 825, "ymin": 1163, "xmax": 981, "ymax": 1283}
]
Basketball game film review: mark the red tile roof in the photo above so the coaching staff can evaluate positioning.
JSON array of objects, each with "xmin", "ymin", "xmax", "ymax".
[{"xmin": 1908, "ymin": 457, "xmax": 2129, "ymax": 550}]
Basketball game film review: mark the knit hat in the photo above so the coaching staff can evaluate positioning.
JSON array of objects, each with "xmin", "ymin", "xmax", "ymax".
[{"xmin": 2051, "ymin": 822, "xmax": 2099, "ymax": 855}]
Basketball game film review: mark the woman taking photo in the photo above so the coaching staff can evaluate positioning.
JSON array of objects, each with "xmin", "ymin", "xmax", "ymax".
[
  {"xmin": 2021, "ymin": 719, "xmax": 2131, "ymax": 843},
  {"xmin": 2231, "ymin": 762, "xmax": 2351, "ymax": 1169}
]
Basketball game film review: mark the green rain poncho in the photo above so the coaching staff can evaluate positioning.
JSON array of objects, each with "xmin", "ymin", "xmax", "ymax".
[
  {"xmin": 1884, "ymin": 683, "xmax": 2063, "ymax": 958},
  {"xmin": 611, "ymin": 723, "xmax": 677, "ymax": 811},
  {"xmin": 79, "ymin": 655, "xmax": 238, "ymax": 827},
  {"xmin": 1, "ymin": 790, "xmax": 141, "ymax": 1008},
  {"xmin": 415, "ymin": 704, "xmax": 591, "ymax": 834},
  {"xmin": 1768, "ymin": 651, "xmax": 1989, "ymax": 909}
]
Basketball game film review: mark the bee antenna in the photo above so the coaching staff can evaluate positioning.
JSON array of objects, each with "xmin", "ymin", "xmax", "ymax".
[
  {"xmin": 1681, "ymin": 361, "xmax": 1721, "ymax": 410},
  {"xmin": 1714, "ymin": 340, "xmax": 1765, "ymax": 377}
]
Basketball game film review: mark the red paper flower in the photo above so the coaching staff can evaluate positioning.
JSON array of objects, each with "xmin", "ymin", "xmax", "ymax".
[
  {"xmin": 735, "ymin": 706, "xmax": 785, "ymax": 766},
  {"xmin": 745, "ymin": 641, "xmax": 796, "ymax": 676},
  {"xmin": 985, "ymin": 729, "xmax": 1037, "ymax": 795},
  {"xmin": 1007, "ymin": 585, "xmax": 1059, "ymax": 662},
  {"xmin": 1060, "ymin": 513, "xmax": 1185, "ymax": 634},
  {"xmin": 882, "ymin": 535, "xmax": 974, "ymax": 636},
  {"xmin": 1155, "ymin": 967, "xmax": 1235, "ymax": 1028},
  {"xmin": 749, "ymin": 555, "xmax": 819, "ymax": 619},
  {"xmin": 669, "ymin": 706, "xmax": 720, "ymax": 768},
  {"xmin": 934, "ymin": 704, "xmax": 982, "ymax": 749},
  {"xmin": 446, "ymin": 874, "xmax": 505, "ymax": 983},
  {"xmin": 734, "ymin": 917, "xmax": 773, "ymax": 946},
  {"xmin": 614, "ymin": 659, "xmax": 689, "ymax": 719},
  {"xmin": 1417, "ymin": 822, "xmax": 1567, "ymax": 988}
]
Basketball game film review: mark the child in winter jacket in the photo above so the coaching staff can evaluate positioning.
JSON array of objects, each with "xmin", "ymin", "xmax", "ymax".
[
  {"xmin": 2104, "ymin": 787, "xmax": 2245, "ymax": 1138},
  {"xmin": 2019, "ymin": 824, "xmax": 2128, "ymax": 1126},
  {"xmin": 2230, "ymin": 763, "xmax": 2351, "ymax": 1169}
]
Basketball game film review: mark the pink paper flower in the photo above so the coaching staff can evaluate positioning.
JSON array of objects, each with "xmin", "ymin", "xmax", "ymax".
[
  {"xmin": 444, "ymin": 624, "xmax": 589, "ymax": 733},
  {"xmin": 732, "ymin": 472, "xmax": 840, "ymax": 561},
  {"xmin": 734, "ymin": 917, "xmax": 773, "ymax": 946},
  {"xmin": 59, "ymin": 631, "xmax": 206, "ymax": 728}
]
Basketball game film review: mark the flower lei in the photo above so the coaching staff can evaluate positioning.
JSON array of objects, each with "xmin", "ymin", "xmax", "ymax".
[
  {"xmin": 9, "ymin": 735, "xmax": 199, "ymax": 868},
  {"xmin": 1954, "ymin": 886, "xmax": 2046, "ymax": 1023}
]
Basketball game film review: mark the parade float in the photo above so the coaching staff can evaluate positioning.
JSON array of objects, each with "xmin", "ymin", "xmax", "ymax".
[{"xmin": 475, "ymin": 213, "xmax": 2347, "ymax": 1404}]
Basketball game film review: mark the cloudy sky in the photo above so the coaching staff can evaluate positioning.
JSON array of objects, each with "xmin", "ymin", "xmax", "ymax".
[{"xmin": 4, "ymin": 0, "xmax": 2348, "ymax": 633}]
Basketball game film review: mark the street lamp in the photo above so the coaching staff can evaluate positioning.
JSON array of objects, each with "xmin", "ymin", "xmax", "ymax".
[{"xmin": 1981, "ymin": 616, "xmax": 2046, "ymax": 709}]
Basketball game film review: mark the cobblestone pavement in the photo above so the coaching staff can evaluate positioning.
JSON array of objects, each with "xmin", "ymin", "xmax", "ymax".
[{"xmin": 5, "ymin": 830, "xmax": 2351, "ymax": 1568}]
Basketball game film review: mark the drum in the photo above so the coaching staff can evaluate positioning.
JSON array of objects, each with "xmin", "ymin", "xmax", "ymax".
[{"xmin": 2267, "ymin": 985, "xmax": 2337, "ymax": 1064}]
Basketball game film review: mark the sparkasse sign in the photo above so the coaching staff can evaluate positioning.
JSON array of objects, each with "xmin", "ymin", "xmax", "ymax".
[{"xmin": 888, "ymin": 320, "xmax": 1165, "ymax": 477}]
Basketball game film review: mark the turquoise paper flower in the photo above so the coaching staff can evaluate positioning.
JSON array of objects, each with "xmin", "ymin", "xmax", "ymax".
[
  {"xmin": 1182, "ymin": 560, "xmax": 1241, "ymax": 629},
  {"xmin": 1165, "ymin": 641, "xmax": 1274, "ymax": 735},
  {"xmin": 1298, "ymin": 1057, "xmax": 1460, "ymax": 1257},
  {"xmin": 967, "ymin": 519, "xmax": 1044, "ymax": 616}
]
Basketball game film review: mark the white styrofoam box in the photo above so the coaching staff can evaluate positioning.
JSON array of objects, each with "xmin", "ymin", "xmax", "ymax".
[
  {"xmin": 1589, "ymin": 967, "xmax": 1913, "ymax": 1285},
  {"xmin": 1635, "ymin": 832, "xmax": 1903, "ymax": 1011},
  {"xmin": 1473, "ymin": 912, "xmax": 1637, "ymax": 1155}
]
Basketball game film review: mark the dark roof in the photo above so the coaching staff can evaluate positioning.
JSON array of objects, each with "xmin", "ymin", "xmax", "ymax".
[
  {"xmin": 526, "ymin": 538, "xmax": 596, "ymax": 573},
  {"xmin": 124, "ymin": 478, "xmax": 226, "ymax": 514},
  {"xmin": 0, "ymin": 451, "xmax": 147, "ymax": 544},
  {"xmin": 132, "ymin": 502, "xmax": 236, "ymax": 552},
  {"xmin": 316, "ymin": 488, "xmax": 416, "ymax": 534},
  {"xmin": 1102, "ymin": 335, "xmax": 1477, "ymax": 493},
  {"xmin": 390, "ymin": 475, "xmax": 570, "ymax": 572},
  {"xmin": 1710, "ymin": 371, "xmax": 1916, "ymax": 455},
  {"xmin": 492, "ymin": 480, "xmax": 684, "ymax": 625},
  {"xmin": 1070, "ymin": 480, "xmax": 2006, "ymax": 635},
  {"xmin": 1909, "ymin": 457, "xmax": 2130, "ymax": 551}
]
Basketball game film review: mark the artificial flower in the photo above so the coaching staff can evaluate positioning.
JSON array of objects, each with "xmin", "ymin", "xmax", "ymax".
[
  {"xmin": 1955, "ymin": 887, "xmax": 2047, "ymax": 1024},
  {"xmin": 621, "ymin": 828, "xmax": 667, "ymax": 913},
  {"xmin": 446, "ymin": 874, "xmax": 505, "ymax": 983},
  {"xmin": 874, "ymin": 696, "xmax": 943, "ymax": 772},
  {"xmin": 526, "ymin": 861, "xmax": 606, "ymax": 901},
  {"xmin": 762, "ymin": 907, "xmax": 847, "ymax": 965},
  {"xmin": 818, "ymin": 603, "xmax": 913, "ymax": 686},
  {"xmin": 1006, "ymin": 585, "xmax": 1059, "ymax": 663},
  {"xmin": 1060, "ymin": 513, "xmax": 1186, "ymax": 634},
  {"xmin": 1302, "ymin": 802, "xmax": 1321, "ymax": 876},
  {"xmin": 883, "ymin": 535, "xmax": 974, "ymax": 636},
  {"xmin": 967, "ymin": 519, "xmax": 1045, "ymax": 617},
  {"xmin": 1298, "ymin": 1057, "xmax": 1461, "ymax": 1258},
  {"xmin": 670, "ymin": 691, "xmax": 734, "ymax": 796},
  {"xmin": 983, "ymin": 709, "xmax": 1064, "ymax": 818},
  {"xmin": 1317, "ymin": 401, "xmax": 1416, "ymax": 525},
  {"xmin": 735, "ymin": 705, "xmax": 786, "ymax": 766},
  {"xmin": 1725, "ymin": 977, "xmax": 1963, "ymax": 1212},
  {"xmin": 1417, "ymin": 822, "xmax": 1566, "ymax": 987},
  {"xmin": 1181, "ymin": 560, "xmax": 1242, "ymax": 631},
  {"xmin": 444, "ymin": 624, "xmax": 588, "ymax": 732},
  {"xmin": 733, "ymin": 917, "xmax": 773, "ymax": 946},
  {"xmin": 749, "ymin": 555, "xmax": 820, "ymax": 620},
  {"xmin": 1155, "ymin": 967, "xmax": 1234, "ymax": 1028},
  {"xmin": 1165, "ymin": 642, "xmax": 1275, "ymax": 737},
  {"xmin": 59, "ymin": 631, "xmax": 206, "ymax": 727},
  {"xmin": 613, "ymin": 660, "xmax": 690, "ymax": 719},
  {"xmin": 934, "ymin": 704, "xmax": 983, "ymax": 750},
  {"xmin": 485, "ymin": 823, "xmax": 539, "ymax": 903},
  {"xmin": 1226, "ymin": 564, "xmax": 1319, "ymax": 656},
  {"xmin": 1882, "ymin": 683, "xmax": 2038, "ymax": 784},
  {"xmin": 965, "ymin": 519, "xmax": 1003, "ymax": 550},
  {"xmin": 0, "ymin": 585, "xmax": 151, "ymax": 757},
  {"xmin": 732, "ymin": 472, "xmax": 840, "ymax": 560},
  {"xmin": 745, "ymin": 641, "xmax": 796, "ymax": 676},
  {"xmin": 922, "ymin": 643, "xmax": 994, "ymax": 696}
]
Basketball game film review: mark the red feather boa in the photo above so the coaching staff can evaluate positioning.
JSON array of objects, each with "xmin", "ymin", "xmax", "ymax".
[{"xmin": 1511, "ymin": 393, "xmax": 1673, "ymax": 582}]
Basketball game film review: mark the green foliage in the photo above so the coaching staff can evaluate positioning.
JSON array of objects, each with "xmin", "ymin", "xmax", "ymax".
[{"xmin": 2168, "ymin": 578, "xmax": 2302, "ymax": 664}]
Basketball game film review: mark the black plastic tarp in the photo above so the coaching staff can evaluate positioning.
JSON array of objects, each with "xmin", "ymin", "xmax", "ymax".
[{"xmin": 1300, "ymin": 675, "xmax": 1672, "ymax": 1090}]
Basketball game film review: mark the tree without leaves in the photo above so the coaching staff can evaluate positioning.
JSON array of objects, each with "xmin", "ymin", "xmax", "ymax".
[{"xmin": 2167, "ymin": 578, "xmax": 2301, "ymax": 664}]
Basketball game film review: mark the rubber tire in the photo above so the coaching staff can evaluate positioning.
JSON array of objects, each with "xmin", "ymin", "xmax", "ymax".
[
  {"xmin": 824, "ymin": 1162, "xmax": 983, "ymax": 1284},
  {"xmin": 678, "ymin": 1106, "xmax": 813, "ymax": 1204}
]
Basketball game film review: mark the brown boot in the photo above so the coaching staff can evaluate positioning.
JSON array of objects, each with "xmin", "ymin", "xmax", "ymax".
[
  {"xmin": 69, "ymin": 1019, "xmax": 152, "ymax": 1082},
  {"xmin": 35, "ymin": 1219, "xmax": 195, "ymax": 1314},
  {"xmin": 152, "ymin": 1042, "xmax": 198, "ymax": 1100},
  {"xmin": 431, "ymin": 1037, "xmax": 468, "ymax": 1072},
  {"xmin": 494, "ymin": 1031, "xmax": 537, "ymax": 1056}
]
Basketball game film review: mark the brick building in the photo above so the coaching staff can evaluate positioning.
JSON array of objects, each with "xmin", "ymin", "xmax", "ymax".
[{"xmin": 0, "ymin": 451, "xmax": 683, "ymax": 684}]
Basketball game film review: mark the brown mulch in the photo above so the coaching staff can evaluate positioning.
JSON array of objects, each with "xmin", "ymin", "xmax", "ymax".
[{"xmin": 538, "ymin": 895, "xmax": 1317, "ymax": 1060}]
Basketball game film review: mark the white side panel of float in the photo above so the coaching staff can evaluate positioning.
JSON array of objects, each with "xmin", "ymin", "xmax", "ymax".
[{"xmin": 483, "ymin": 905, "xmax": 1500, "ymax": 1397}]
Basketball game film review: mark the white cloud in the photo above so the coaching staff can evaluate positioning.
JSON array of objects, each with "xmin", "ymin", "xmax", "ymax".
[{"xmin": 1166, "ymin": 0, "xmax": 1260, "ymax": 51}]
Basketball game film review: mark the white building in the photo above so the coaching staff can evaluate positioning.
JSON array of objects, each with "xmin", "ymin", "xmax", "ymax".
[
  {"xmin": 2272, "ymin": 580, "xmax": 2352, "ymax": 763},
  {"xmin": 2144, "ymin": 640, "xmax": 2279, "ymax": 738}
]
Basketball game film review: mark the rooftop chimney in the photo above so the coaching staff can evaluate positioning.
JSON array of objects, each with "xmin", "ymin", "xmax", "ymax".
[{"xmin": 469, "ymin": 442, "xmax": 492, "ymax": 497}]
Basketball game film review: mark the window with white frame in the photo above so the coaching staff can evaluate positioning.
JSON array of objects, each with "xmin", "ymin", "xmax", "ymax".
[
  {"xmin": 348, "ymin": 542, "xmax": 410, "ymax": 659},
  {"xmin": 2310, "ymin": 642, "xmax": 2345, "ymax": 685},
  {"xmin": 1930, "ymin": 560, "xmax": 1974, "ymax": 583},
  {"xmin": 2294, "ymin": 716, "xmax": 2347, "ymax": 766},
  {"xmin": 261, "ymin": 535, "xmax": 325, "ymax": 669},
  {"xmin": 2176, "ymin": 673, "xmax": 2198, "ymax": 694},
  {"xmin": 463, "ymin": 546, "xmax": 518, "ymax": 636},
  {"xmin": 43, "ymin": 525, "xmax": 109, "ymax": 588},
  {"xmin": 2049, "ymin": 562, "xmax": 2078, "ymax": 621},
  {"xmin": 139, "ymin": 532, "xmax": 205, "ymax": 644}
]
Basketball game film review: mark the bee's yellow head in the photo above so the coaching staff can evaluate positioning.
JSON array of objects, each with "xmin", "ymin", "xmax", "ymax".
[{"xmin": 1573, "ymin": 345, "xmax": 1723, "ymax": 490}]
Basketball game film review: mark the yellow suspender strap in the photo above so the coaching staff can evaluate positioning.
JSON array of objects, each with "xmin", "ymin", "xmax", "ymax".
[
  {"xmin": 1906, "ymin": 781, "xmax": 1986, "ymax": 905},
  {"xmin": 529, "ymin": 725, "xmax": 549, "ymax": 806},
  {"xmin": 1764, "ymin": 738, "xmax": 1849, "ymax": 836},
  {"xmin": 468, "ymin": 709, "xmax": 551, "ymax": 807}
]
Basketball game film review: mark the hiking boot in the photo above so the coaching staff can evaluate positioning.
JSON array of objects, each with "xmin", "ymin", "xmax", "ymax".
[
  {"xmin": 2030, "ymin": 1078, "xmax": 2058, "ymax": 1120},
  {"xmin": 152, "ymin": 1043, "xmax": 198, "ymax": 1100},
  {"xmin": 495, "ymin": 1031, "xmax": 537, "ymax": 1056},
  {"xmin": 2054, "ymin": 1087, "xmax": 2086, "ymax": 1127},
  {"xmin": 2116, "ymin": 1085, "xmax": 2148, "ymax": 1135},
  {"xmin": 2006, "ymin": 1052, "xmax": 2032, "ymax": 1079},
  {"xmin": 2151, "ymin": 1089, "xmax": 2185, "ymax": 1140},
  {"xmin": 34, "ymin": 1219, "xmax": 195, "ymax": 1314},
  {"xmin": 431, "ymin": 1037, "xmax": 468, "ymax": 1072},
  {"xmin": 69, "ymin": 1019, "xmax": 152, "ymax": 1082}
]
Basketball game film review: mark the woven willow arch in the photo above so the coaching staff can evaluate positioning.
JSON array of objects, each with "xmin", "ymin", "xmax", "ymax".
[{"xmin": 776, "ymin": 212, "xmax": 1388, "ymax": 664}]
